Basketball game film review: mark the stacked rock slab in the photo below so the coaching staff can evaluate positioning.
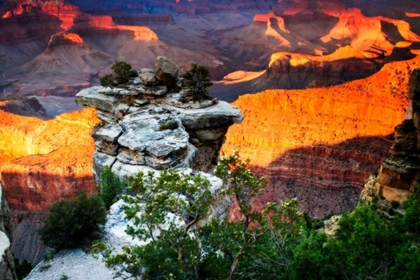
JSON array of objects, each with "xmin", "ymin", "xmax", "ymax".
[
  {"xmin": 361, "ymin": 69, "xmax": 420, "ymax": 202},
  {"xmin": 76, "ymin": 56, "xmax": 243, "ymax": 181}
]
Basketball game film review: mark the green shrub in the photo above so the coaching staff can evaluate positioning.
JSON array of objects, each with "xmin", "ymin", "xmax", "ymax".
[
  {"xmin": 182, "ymin": 63, "xmax": 213, "ymax": 102},
  {"xmin": 98, "ymin": 166, "xmax": 125, "ymax": 209},
  {"xmin": 14, "ymin": 258, "xmax": 33, "ymax": 280},
  {"xmin": 90, "ymin": 239, "xmax": 106, "ymax": 255},
  {"xmin": 112, "ymin": 61, "xmax": 136, "ymax": 84},
  {"xmin": 100, "ymin": 74, "xmax": 115, "ymax": 87},
  {"xmin": 38, "ymin": 192, "xmax": 107, "ymax": 251},
  {"xmin": 100, "ymin": 61, "xmax": 137, "ymax": 87},
  {"xmin": 158, "ymin": 119, "xmax": 179, "ymax": 130},
  {"xmin": 39, "ymin": 264, "xmax": 51, "ymax": 272}
]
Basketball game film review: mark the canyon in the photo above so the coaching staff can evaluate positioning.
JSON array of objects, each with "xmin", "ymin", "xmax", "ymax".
[
  {"xmin": 1, "ymin": 0, "xmax": 420, "ymax": 99},
  {"xmin": 0, "ymin": 0, "xmax": 420, "ymax": 270}
]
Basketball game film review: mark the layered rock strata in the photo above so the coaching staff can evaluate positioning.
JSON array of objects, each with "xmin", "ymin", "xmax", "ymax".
[
  {"xmin": 75, "ymin": 56, "xmax": 243, "ymax": 181},
  {"xmin": 222, "ymin": 56, "xmax": 417, "ymax": 217},
  {"xmin": 362, "ymin": 68, "xmax": 420, "ymax": 202}
]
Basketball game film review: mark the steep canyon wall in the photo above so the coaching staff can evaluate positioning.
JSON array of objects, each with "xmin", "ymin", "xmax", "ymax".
[{"xmin": 222, "ymin": 56, "xmax": 419, "ymax": 217}]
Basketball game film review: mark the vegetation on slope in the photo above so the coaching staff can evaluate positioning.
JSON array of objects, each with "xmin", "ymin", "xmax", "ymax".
[
  {"xmin": 38, "ymin": 192, "xmax": 107, "ymax": 251},
  {"xmin": 38, "ymin": 153, "xmax": 420, "ymax": 279}
]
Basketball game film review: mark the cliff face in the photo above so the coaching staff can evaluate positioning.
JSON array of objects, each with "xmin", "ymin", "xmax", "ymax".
[
  {"xmin": 0, "ymin": 107, "xmax": 98, "ymax": 264},
  {"xmin": 222, "ymin": 55, "xmax": 419, "ymax": 217},
  {"xmin": 361, "ymin": 68, "xmax": 420, "ymax": 203},
  {"xmin": 0, "ymin": 108, "xmax": 98, "ymax": 211},
  {"xmin": 258, "ymin": 46, "xmax": 380, "ymax": 89}
]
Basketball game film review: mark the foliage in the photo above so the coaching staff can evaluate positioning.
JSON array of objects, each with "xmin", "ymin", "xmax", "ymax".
[
  {"xmin": 112, "ymin": 61, "xmax": 137, "ymax": 84},
  {"xmin": 98, "ymin": 166, "xmax": 126, "ymax": 209},
  {"xmin": 103, "ymin": 155, "xmax": 420, "ymax": 280},
  {"xmin": 99, "ymin": 74, "xmax": 114, "ymax": 87},
  {"xmin": 14, "ymin": 258, "xmax": 33, "ymax": 280},
  {"xmin": 291, "ymin": 193, "xmax": 420, "ymax": 280},
  {"xmin": 105, "ymin": 154, "xmax": 307, "ymax": 279},
  {"xmin": 100, "ymin": 61, "xmax": 137, "ymax": 87},
  {"xmin": 38, "ymin": 192, "xmax": 107, "ymax": 251},
  {"xmin": 158, "ymin": 119, "xmax": 179, "ymax": 131},
  {"xmin": 39, "ymin": 264, "xmax": 51, "ymax": 272},
  {"xmin": 105, "ymin": 168, "xmax": 213, "ymax": 279},
  {"xmin": 90, "ymin": 239, "xmax": 107, "ymax": 255},
  {"xmin": 182, "ymin": 63, "xmax": 213, "ymax": 102}
]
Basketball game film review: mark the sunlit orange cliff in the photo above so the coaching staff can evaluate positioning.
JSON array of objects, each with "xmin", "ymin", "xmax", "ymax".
[
  {"xmin": 222, "ymin": 55, "xmax": 420, "ymax": 217},
  {"xmin": 0, "ymin": 108, "xmax": 98, "ymax": 211}
]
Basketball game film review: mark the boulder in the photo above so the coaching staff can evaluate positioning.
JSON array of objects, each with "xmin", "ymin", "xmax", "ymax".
[
  {"xmin": 179, "ymin": 101, "xmax": 244, "ymax": 130},
  {"xmin": 140, "ymin": 72, "xmax": 159, "ymax": 86},
  {"xmin": 155, "ymin": 56, "xmax": 178, "ymax": 87}
]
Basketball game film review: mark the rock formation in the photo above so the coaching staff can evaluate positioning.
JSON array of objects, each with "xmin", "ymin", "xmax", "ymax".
[
  {"xmin": 76, "ymin": 55, "xmax": 243, "ymax": 180},
  {"xmin": 257, "ymin": 46, "xmax": 379, "ymax": 89},
  {"xmin": 361, "ymin": 68, "xmax": 420, "ymax": 203},
  {"xmin": 2, "ymin": 0, "xmax": 420, "ymax": 99}
]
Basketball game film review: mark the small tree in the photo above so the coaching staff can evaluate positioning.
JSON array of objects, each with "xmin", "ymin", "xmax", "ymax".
[
  {"xmin": 105, "ymin": 154, "xmax": 293, "ymax": 279},
  {"xmin": 106, "ymin": 169, "xmax": 213, "ymax": 278},
  {"xmin": 112, "ymin": 61, "xmax": 136, "ymax": 84},
  {"xmin": 38, "ymin": 192, "xmax": 107, "ymax": 251},
  {"xmin": 182, "ymin": 63, "xmax": 213, "ymax": 102},
  {"xmin": 97, "ymin": 166, "xmax": 125, "ymax": 209},
  {"xmin": 100, "ymin": 61, "xmax": 137, "ymax": 87}
]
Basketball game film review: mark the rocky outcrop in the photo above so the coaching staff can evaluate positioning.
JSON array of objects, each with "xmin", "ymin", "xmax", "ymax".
[
  {"xmin": 23, "ymin": 57, "xmax": 242, "ymax": 278},
  {"xmin": 361, "ymin": 68, "xmax": 420, "ymax": 203},
  {"xmin": 76, "ymin": 56, "xmax": 243, "ymax": 181}
]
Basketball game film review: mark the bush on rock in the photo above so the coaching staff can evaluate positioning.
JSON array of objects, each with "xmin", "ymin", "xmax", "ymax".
[
  {"xmin": 182, "ymin": 63, "xmax": 213, "ymax": 102},
  {"xmin": 100, "ymin": 61, "xmax": 137, "ymax": 87},
  {"xmin": 38, "ymin": 192, "xmax": 107, "ymax": 251}
]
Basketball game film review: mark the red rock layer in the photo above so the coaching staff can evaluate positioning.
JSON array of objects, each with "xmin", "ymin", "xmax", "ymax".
[
  {"xmin": 0, "ymin": 108, "xmax": 99, "ymax": 211},
  {"xmin": 222, "ymin": 55, "xmax": 420, "ymax": 217}
]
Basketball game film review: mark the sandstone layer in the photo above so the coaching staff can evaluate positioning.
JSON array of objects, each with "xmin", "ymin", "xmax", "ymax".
[{"xmin": 222, "ymin": 55, "xmax": 420, "ymax": 217}]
